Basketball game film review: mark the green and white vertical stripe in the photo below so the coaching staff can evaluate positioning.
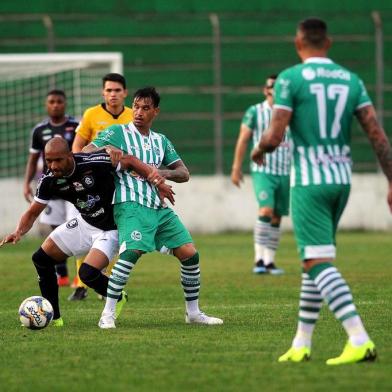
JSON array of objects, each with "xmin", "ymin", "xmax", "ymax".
[
  {"xmin": 291, "ymin": 144, "xmax": 352, "ymax": 187},
  {"xmin": 251, "ymin": 101, "xmax": 291, "ymax": 175}
]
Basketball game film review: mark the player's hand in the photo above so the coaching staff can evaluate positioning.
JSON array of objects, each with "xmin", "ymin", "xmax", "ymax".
[
  {"xmin": 23, "ymin": 183, "xmax": 33, "ymax": 203},
  {"xmin": 147, "ymin": 168, "xmax": 165, "ymax": 187},
  {"xmin": 156, "ymin": 182, "xmax": 175, "ymax": 205},
  {"xmin": 251, "ymin": 146, "xmax": 264, "ymax": 166},
  {"xmin": 0, "ymin": 232, "xmax": 21, "ymax": 247},
  {"xmin": 106, "ymin": 146, "xmax": 123, "ymax": 166},
  {"xmin": 231, "ymin": 168, "xmax": 244, "ymax": 188}
]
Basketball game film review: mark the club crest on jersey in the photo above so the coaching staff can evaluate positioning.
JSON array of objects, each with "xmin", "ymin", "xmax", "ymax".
[
  {"xmin": 258, "ymin": 191, "xmax": 268, "ymax": 201},
  {"xmin": 82, "ymin": 175, "xmax": 94, "ymax": 188},
  {"xmin": 76, "ymin": 195, "xmax": 100, "ymax": 211},
  {"xmin": 73, "ymin": 181, "xmax": 84, "ymax": 192},
  {"xmin": 66, "ymin": 218, "xmax": 78, "ymax": 229},
  {"xmin": 131, "ymin": 230, "xmax": 142, "ymax": 241}
]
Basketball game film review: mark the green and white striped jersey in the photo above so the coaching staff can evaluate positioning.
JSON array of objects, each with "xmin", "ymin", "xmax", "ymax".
[
  {"xmin": 92, "ymin": 122, "xmax": 181, "ymax": 209},
  {"xmin": 242, "ymin": 100, "xmax": 291, "ymax": 175},
  {"xmin": 274, "ymin": 57, "xmax": 372, "ymax": 187}
]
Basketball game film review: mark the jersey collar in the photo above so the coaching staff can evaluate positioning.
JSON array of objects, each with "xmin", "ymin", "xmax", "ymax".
[{"xmin": 304, "ymin": 57, "xmax": 333, "ymax": 64}]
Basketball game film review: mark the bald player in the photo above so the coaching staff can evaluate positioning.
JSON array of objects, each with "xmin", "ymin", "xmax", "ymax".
[{"xmin": 1, "ymin": 138, "xmax": 174, "ymax": 326}]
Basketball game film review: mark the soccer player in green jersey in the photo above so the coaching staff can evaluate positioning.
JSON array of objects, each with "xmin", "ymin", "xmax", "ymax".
[
  {"xmin": 231, "ymin": 75, "xmax": 290, "ymax": 275},
  {"xmin": 85, "ymin": 86, "xmax": 223, "ymax": 328},
  {"xmin": 252, "ymin": 18, "xmax": 392, "ymax": 365}
]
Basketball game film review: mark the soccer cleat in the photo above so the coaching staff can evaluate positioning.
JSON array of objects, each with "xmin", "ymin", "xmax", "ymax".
[
  {"xmin": 57, "ymin": 276, "xmax": 70, "ymax": 287},
  {"xmin": 253, "ymin": 259, "xmax": 267, "ymax": 274},
  {"xmin": 68, "ymin": 287, "xmax": 88, "ymax": 301},
  {"xmin": 185, "ymin": 311, "xmax": 223, "ymax": 325},
  {"xmin": 278, "ymin": 347, "xmax": 311, "ymax": 362},
  {"xmin": 265, "ymin": 263, "xmax": 284, "ymax": 275},
  {"xmin": 98, "ymin": 312, "xmax": 116, "ymax": 329},
  {"xmin": 326, "ymin": 340, "xmax": 377, "ymax": 365},
  {"xmin": 115, "ymin": 291, "xmax": 128, "ymax": 319},
  {"xmin": 51, "ymin": 317, "xmax": 64, "ymax": 327}
]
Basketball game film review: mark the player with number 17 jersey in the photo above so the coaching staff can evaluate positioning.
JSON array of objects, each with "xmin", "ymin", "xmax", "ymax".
[{"xmin": 274, "ymin": 58, "xmax": 372, "ymax": 187}]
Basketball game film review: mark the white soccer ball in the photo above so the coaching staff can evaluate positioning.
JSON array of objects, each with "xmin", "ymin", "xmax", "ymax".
[{"xmin": 19, "ymin": 296, "xmax": 54, "ymax": 330}]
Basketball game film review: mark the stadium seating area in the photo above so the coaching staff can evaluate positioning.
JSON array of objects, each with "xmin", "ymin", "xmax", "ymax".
[{"xmin": 1, "ymin": 1, "xmax": 391, "ymax": 175}]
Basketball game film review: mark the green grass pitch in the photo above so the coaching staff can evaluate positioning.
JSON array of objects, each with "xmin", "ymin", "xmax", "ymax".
[{"xmin": 0, "ymin": 232, "xmax": 390, "ymax": 391}]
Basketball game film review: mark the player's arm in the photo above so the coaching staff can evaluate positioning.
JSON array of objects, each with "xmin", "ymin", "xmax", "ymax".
[
  {"xmin": 23, "ymin": 152, "xmax": 40, "ymax": 202},
  {"xmin": 0, "ymin": 201, "xmax": 46, "ymax": 246},
  {"xmin": 72, "ymin": 134, "xmax": 89, "ymax": 153},
  {"xmin": 231, "ymin": 124, "xmax": 252, "ymax": 187},
  {"xmin": 251, "ymin": 109, "xmax": 291, "ymax": 165},
  {"xmin": 105, "ymin": 147, "xmax": 175, "ymax": 204},
  {"xmin": 355, "ymin": 104, "xmax": 392, "ymax": 211},
  {"xmin": 158, "ymin": 160, "xmax": 190, "ymax": 183}
]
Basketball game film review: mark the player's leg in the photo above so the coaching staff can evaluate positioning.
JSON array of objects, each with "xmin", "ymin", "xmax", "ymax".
[
  {"xmin": 33, "ymin": 236, "xmax": 69, "ymax": 326},
  {"xmin": 39, "ymin": 199, "xmax": 70, "ymax": 286},
  {"xmin": 156, "ymin": 208, "xmax": 222, "ymax": 325},
  {"xmin": 99, "ymin": 202, "xmax": 154, "ymax": 329},
  {"xmin": 265, "ymin": 175, "xmax": 290, "ymax": 275},
  {"xmin": 251, "ymin": 172, "xmax": 274, "ymax": 274}
]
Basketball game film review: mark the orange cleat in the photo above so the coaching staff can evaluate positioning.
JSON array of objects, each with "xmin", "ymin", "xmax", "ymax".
[{"xmin": 57, "ymin": 276, "xmax": 70, "ymax": 287}]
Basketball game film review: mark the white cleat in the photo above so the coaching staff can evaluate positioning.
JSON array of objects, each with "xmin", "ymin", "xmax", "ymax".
[
  {"xmin": 185, "ymin": 311, "xmax": 223, "ymax": 325},
  {"xmin": 98, "ymin": 312, "xmax": 116, "ymax": 329}
]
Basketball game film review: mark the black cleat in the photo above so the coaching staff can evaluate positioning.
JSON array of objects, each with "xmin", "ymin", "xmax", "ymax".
[{"xmin": 68, "ymin": 287, "xmax": 88, "ymax": 301}]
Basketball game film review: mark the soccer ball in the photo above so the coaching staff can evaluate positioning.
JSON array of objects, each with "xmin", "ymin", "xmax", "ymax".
[{"xmin": 19, "ymin": 296, "xmax": 54, "ymax": 330}]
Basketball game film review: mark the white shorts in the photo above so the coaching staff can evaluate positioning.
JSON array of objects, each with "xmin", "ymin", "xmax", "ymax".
[
  {"xmin": 49, "ymin": 214, "xmax": 119, "ymax": 260},
  {"xmin": 39, "ymin": 199, "xmax": 78, "ymax": 227}
]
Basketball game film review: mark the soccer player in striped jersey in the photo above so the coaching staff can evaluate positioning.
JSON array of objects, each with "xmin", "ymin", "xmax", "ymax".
[
  {"xmin": 85, "ymin": 86, "xmax": 223, "ymax": 328},
  {"xmin": 70, "ymin": 73, "xmax": 133, "ymax": 301},
  {"xmin": 252, "ymin": 18, "xmax": 392, "ymax": 365},
  {"xmin": 231, "ymin": 75, "xmax": 290, "ymax": 275}
]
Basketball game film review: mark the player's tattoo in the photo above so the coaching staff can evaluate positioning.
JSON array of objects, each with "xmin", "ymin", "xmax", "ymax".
[{"xmin": 356, "ymin": 106, "xmax": 392, "ymax": 181}]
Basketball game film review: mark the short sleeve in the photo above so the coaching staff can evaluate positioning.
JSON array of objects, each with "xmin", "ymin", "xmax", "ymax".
[
  {"xmin": 162, "ymin": 136, "xmax": 180, "ymax": 166},
  {"xmin": 30, "ymin": 128, "xmax": 42, "ymax": 153},
  {"xmin": 92, "ymin": 125, "xmax": 122, "ymax": 149},
  {"xmin": 273, "ymin": 69, "xmax": 294, "ymax": 112},
  {"xmin": 34, "ymin": 175, "xmax": 51, "ymax": 204},
  {"xmin": 241, "ymin": 106, "xmax": 257, "ymax": 130},
  {"xmin": 75, "ymin": 110, "xmax": 92, "ymax": 141},
  {"xmin": 355, "ymin": 77, "xmax": 372, "ymax": 110}
]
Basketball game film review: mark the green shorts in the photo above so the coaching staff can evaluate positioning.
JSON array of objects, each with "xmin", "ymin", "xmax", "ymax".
[
  {"xmin": 114, "ymin": 201, "xmax": 193, "ymax": 253},
  {"xmin": 291, "ymin": 184, "xmax": 350, "ymax": 261},
  {"xmin": 251, "ymin": 172, "xmax": 290, "ymax": 216}
]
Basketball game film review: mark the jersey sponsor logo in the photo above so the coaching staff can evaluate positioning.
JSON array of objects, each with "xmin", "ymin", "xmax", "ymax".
[
  {"xmin": 59, "ymin": 186, "xmax": 70, "ymax": 191},
  {"xmin": 143, "ymin": 142, "xmax": 152, "ymax": 151},
  {"xmin": 76, "ymin": 194, "xmax": 100, "ymax": 211},
  {"xmin": 73, "ymin": 181, "xmax": 84, "ymax": 192},
  {"xmin": 42, "ymin": 135, "xmax": 52, "ymax": 141},
  {"xmin": 66, "ymin": 218, "xmax": 78, "ymax": 229},
  {"xmin": 302, "ymin": 67, "xmax": 316, "ymax": 81},
  {"xmin": 42, "ymin": 129, "xmax": 51, "ymax": 135},
  {"xmin": 131, "ymin": 230, "xmax": 142, "ymax": 241},
  {"xmin": 44, "ymin": 205, "xmax": 52, "ymax": 215},
  {"xmin": 90, "ymin": 207, "xmax": 104, "ymax": 217},
  {"xmin": 316, "ymin": 67, "xmax": 350, "ymax": 81},
  {"xmin": 65, "ymin": 127, "xmax": 75, "ymax": 131},
  {"xmin": 82, "ymin": 175, "xmax": 94, "ymax": 188},
  {"xmin": 153, "ymin": 146, "xmax": 161, "ymax": 156},
  {"xmin": 56, "ymin": 179, "xmax": 67, "ymax": 184},
  {"xmin": 278, "ymin": 78, "xmax": 291, "ymax": 99}
]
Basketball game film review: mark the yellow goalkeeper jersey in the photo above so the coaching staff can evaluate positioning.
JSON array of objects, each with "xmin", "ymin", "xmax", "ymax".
[{"xmin": 75, "ymin": 103, "xmax": 133, "ymax": 143}]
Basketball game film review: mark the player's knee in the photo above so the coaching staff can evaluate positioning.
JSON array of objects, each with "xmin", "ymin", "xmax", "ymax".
[
  {"xmin": 180, "ymin": 251, "xmax": 199, "ymax": 267},
  {"xmin": 32, "ymin": 247, "xmax": 56, "ymax": 276},
  {"xmin": 79, "ymin": 263, "xmax": 101, "ymax": 285}
]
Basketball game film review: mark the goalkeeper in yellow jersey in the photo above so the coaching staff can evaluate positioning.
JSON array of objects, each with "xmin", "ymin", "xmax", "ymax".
[{"xmin": 69, "ymin": 73, "xmax": 133, "ymax": 300}]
